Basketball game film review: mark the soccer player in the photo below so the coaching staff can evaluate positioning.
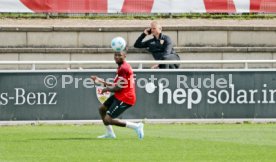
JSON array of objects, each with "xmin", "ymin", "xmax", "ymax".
[{"xmin": 91, "ymin": 51, "xmax": 144, "ymax": 139}]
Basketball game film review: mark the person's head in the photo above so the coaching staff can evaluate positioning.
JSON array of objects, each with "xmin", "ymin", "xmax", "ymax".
[
  {"xmin": 114, "ymin": 51, "xmax": 126, "ymax": 64},
  {"xmin": 150, "ymin": 21, "xmax": 162, "ymax": 37}
]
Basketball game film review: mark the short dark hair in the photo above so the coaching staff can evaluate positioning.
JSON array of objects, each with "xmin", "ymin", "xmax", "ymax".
[{"xmin": 115, "ymin": 51, "xmax": 126, "ymax": 55}]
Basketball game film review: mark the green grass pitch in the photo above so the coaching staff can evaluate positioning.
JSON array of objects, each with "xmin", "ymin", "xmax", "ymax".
[{"xmin": 1, "ymin": 123, "xmax": 276, "ymax": 162}]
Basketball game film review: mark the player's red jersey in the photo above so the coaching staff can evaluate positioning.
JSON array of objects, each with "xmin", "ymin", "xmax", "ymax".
[{"xmin": 114, "ymin": 61, "xmax": 136, "ymax": 105}]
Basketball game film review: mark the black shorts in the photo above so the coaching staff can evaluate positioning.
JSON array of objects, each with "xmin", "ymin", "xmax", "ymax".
[{"xmin": 103, "ymin": 95, "xmax": 132, "ymax": 118}]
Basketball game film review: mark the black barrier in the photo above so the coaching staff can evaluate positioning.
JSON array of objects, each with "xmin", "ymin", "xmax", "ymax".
[{"xmin": 0, "ymin": 70, "xmax": 276, "ymax": 120}]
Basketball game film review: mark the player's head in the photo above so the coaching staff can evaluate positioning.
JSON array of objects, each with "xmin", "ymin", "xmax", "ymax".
[
  {"xmin": 114, "ymin": 51, "xmax": 126, "ymax": 64},
  {"xmin": 150, "ymin": 21, "xmax": 162, "ymax": 37}
]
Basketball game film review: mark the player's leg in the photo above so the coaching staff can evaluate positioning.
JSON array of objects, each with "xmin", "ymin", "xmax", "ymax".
[
  {"xmin": 104, "ymin": 114, "xmax": 126, "ymax": 127},
  {"xmin": 104, "ymin": 99, "xmax": 144, "ymax": 139},
  {"xmin": 99, "ymin": 104, "xmax": 107, "ymax": 122},
  {"xmin": 126, "ymin": 121, "xmax": 144, "ymax": 140},
  {"xmin": 97, "ymin": 96, "xmax": 116, "ymax": 139},
  {"xmin": 104, "ymin": 115, "xmax": 144, "ymax": 140}
]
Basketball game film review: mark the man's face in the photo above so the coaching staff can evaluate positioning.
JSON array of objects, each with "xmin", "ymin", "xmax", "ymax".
[
  {"xmin": 114, "ymin": 52, "xmax": 125, "ymax": 64},
  {"xmin": 150, "ymin": 23, "xmax": 161, "ymax": 36}
]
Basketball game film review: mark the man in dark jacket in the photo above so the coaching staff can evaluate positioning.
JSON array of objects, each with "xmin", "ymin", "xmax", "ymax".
[{"xmin": 134, "ymin": 21, "xmax": 180, "ymax": 69}]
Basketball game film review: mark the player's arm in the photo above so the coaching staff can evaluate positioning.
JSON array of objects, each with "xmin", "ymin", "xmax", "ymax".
[
  {"xmin": 102, "ymin": 74, "xmax": 128, "ymax": 94},
  {"xmin": 101, "ymin": 85, "xmax": 122, "ymax": 93},
  {"xmin": 90, "ymin": 75, "xmax": 113, "ymax": 86},
  {"xmin": 102, "ymin": 76, "xmax": 128, "ymax": 93}
]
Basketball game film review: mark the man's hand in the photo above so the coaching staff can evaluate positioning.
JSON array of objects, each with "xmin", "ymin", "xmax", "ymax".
[
  {"xmin": 151, "ymin": 64, "xmax": 159, "ymax": 69},
  {"xmin": 144, "ymin": 28, "xmax": 151, "ymax": 35},
  {"xmin": 90, "ymin": 75, "xmax": 97, "ymax": 81},
  {"xmin": 91, "ymin": 75, "xmax": 103, "ymax": 85}
]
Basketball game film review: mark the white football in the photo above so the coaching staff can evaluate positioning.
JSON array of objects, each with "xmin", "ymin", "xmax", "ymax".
[{"xmin": 111, "ymin": 37, "xmax": 126, "ymax": 52}]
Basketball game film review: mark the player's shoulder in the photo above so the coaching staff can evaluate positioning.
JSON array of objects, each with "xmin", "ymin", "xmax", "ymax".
[
  {"xmin": 121, "ymin": 61, "xmax": 132, "ymax": 69},
  {"xmin": 119, "ymin": 61, "xmax": 133, "ymax": 72}
]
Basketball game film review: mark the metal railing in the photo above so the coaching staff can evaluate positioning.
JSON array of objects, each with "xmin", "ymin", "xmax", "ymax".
[{"xmin": 0, "ymin": 60, "xmax": 276, "ymax": 70}]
